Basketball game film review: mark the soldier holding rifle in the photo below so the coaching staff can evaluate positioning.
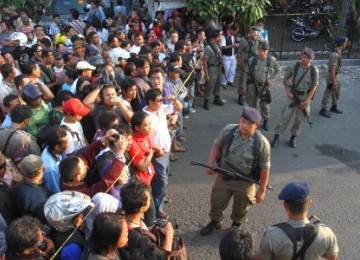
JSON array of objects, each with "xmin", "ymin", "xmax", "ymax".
[
  {"xmin": 271, "ymin": 47, "xmax": 319, "ymax": 149},
  {"xmin": 200, "ymin": 106, "xmax": 271, "ymax": 236}
]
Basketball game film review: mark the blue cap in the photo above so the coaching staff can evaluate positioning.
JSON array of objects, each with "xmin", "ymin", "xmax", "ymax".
[
  {"xmin": 335, "ymin": 36, "xmax": 347, "ymax": 46},
  {"xmin": 278, "ymin": 181, "xmax": 310, "ymax": 201},
  {"xmin": 242, "ymin": 106, "xmax": 262, "ymax": 124}
]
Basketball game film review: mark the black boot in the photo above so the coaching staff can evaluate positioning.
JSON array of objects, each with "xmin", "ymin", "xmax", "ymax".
[
  {"xmin": 271, "ymin": 134, "xmax": 279, "ymax": 148},
  {"xmin": 319, "ymin": 108, "xmax": 331, "ymax": 118},
  {"xmin": 238, "ymin": 94, "xmax": 244, "ymax": 105},
  {"xmin": 213, "ymin": 96, "xmax": 224, "ymax": 106},
  {"xmin": 203, "ymin": 99, "xmax": 210, "ymax": 110},
  {"xmin": 200, "ymin": 220, "xmax": 221, "ymax": 236},
  {"xmin": 262, "ymin": 119, "xmax": 269, "ymax": 131},
  {"xmin": 330, "ymin": 105, "xmax": 343, "ymax": 114},
  {"xmin": 289, "ymin": 135, "xmax": 296, "ymax": 148}
]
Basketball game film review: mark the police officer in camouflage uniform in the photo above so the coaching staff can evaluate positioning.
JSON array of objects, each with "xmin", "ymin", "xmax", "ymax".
[
  {"xmin": 200, "ymin": 106, "xmax": 271, "ymax": 236},
  {"xmin": 203, "ymin": 28, "xmax": 225, "ymax": 110},
  {"xmin": 242, "ymin": 40, "xmax": 281, "ymax": 131},
  {"xmin": 258, "ymin": 181, "xmax": 339, "ymax": 259},
  {"xmin": 237, "ymin": 26, "xmax": 261, "ymax": 105},
  {"xmin": 271, "ymin": 47, "xmax": 319, "ymax": 148},
  {"xmin": 319, "ymin": 36, "xmax": 348, "ymax": 118}
]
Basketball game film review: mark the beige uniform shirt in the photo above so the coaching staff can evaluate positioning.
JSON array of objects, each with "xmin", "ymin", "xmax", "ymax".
[
  {"xmin": 214, "ymin": 124, "xmax": 270, "ymax": 176},
  {"xmin": 243, "ymin": 56, "xmax": 281, "ymax": 85},
  {"xmin": 259, "ymin": 219, "xmax": 339, "ymax": 260}
]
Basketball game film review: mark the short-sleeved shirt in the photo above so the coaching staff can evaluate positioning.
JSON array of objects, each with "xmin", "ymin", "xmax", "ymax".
[
  {"xmin": 143, "ymin": 104, "xmax": 173, "ymax": 153},
  {"xmin": 284, "ymin": 63, "xmax": 319, "ymax": 93},
  {"xmin": 259, "ymin": 219, "xmax": 339, "ymax": 260},
  {"xmin": 60, "ymin": 119, "xmax": 87, "ymax": 154},
  {"xmin": 327, "ymin": 50, "xmax": 341, "ymax": 82},
  {"xmin": 204, "ymin": 44, "xmax": 221, "ymax": 67},
  {"xmin": 238, "ymin": 38, "xmax": 260, "ymax": 62},
  {"xmin": 244, "ymin": 56, "xmax": 281, "ymax": 85},
  {"xmin": 128, "ymin": 132, "xmax": 155, "ymax": 185},
  {"xmin": 0, "ymin": 128, "xmax": 41, "ymax": 157},
  {"xmin": 25, "ymin": 101, "xmax": 50, "ymax": 137},
  {"xmin": 214, "ymin": 124, "xmax": 270, "ymax": 176}
]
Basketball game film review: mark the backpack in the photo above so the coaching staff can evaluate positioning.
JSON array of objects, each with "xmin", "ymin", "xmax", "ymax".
[
  {"xmin": 273, "ymin": 217, "xmax": 321, "ymax": 260},
  {"xmin": 129, "ymin": 227, "xmax": 188, "ymax": 260},
  {"xmin": 220, "ymin": 125, "xmax": 262, "ymax": 181}
]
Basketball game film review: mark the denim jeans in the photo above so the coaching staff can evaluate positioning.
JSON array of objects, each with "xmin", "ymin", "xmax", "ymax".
[
  {"xmin": 151, "ymin": 152, "xmax": 170, "ymax": 211},
  {"xmin": 144, "ymin": 197, "xmax": 156, "ymax": 226}
]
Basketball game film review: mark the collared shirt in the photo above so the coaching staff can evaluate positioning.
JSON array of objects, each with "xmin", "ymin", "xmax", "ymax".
[
  {"xmin": 143, "ymin": 104, "xmax": 173, "ymax": 152},
  {"xmin": 25, "ymin": 101, "xmax": 50, "ymax": 137},
  {"xmin": 41, "ymin": 147, "xmax": 66, "ymax": 194},
  {"xmin": 164, "ymin": 76, "xmax": 187, "ymax": 102},
  {"xmin": 259, "ymin": 219, "xmax": 339, "ymax": 260}
]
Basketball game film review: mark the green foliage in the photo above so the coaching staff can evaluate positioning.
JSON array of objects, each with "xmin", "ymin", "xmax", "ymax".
[
  {"xmin": 185, "ymin": 0, "xmax": 270, "ymax": 33},
  {"xmin": 2, "ymin": 0, "xmax": 52, "ymax": 22}
]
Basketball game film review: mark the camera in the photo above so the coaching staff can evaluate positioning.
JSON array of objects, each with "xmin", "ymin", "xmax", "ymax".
[
  {"xmin": 154, "ymin": 218, "xmax": 168, "ymax": 228},
  {"xmin": 259, "ymin": 88, "xmax": 272, "ymax": 104}
]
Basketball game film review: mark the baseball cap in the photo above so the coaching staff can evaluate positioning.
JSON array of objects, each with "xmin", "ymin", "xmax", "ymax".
[
  {"xmin": 44, "ymin": 191, "xmax": 93, "ymax": 232},
  {"xmin": 76, "ymin": 61, "xmax": 96, "ymax": 70},
  {"xmin": 22, "ymin": 83, "xmax": 43, "ymax": 99},
  {"xmin": 73, "ymin": 41, "xmax": 83, "ymax": 50},
  {"xmin": 167, "ymin": 63, "xmax": 181, "ymax": 73},
  {"xmin": 63, "ymin": 98, "xmax": 90, "ymax": 116},
  {"xmin": 19, "ymin": 154, "xmax": 44, "ymax": 178},
  {"xmin": 278, "ymin": 181, "xmax": 310, "ymax": 201},
  {"xmin": 242, "ymin": 106, "xmax": 262, "ymax": 124},
  {"xmin": 303, "ymin": 47, "xmax": 315, "ymax": 59}
]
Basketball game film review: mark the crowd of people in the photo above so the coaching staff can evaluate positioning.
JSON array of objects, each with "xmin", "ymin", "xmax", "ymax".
[{"xmin": 0, "ymin": 0, "xmax": 343, "ymax": 259}]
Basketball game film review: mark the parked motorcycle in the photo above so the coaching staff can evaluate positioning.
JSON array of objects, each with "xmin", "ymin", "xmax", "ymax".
[{"xmin": 291, "ymin": 14, "xmax": 334, "ymax": 42}]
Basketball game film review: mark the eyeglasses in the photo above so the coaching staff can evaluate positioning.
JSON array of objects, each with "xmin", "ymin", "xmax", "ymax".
[{"xmin": 154, "ymin": 98, "xmax": 164, "ymax": 103}]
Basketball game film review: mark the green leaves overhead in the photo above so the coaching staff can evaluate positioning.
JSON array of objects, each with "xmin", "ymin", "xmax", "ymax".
[{"xmin": 185, "ymin": 0, "xmax": 270, "ymax": 32}]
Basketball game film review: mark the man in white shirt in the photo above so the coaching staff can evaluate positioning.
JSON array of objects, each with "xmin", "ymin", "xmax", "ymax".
[{"xmin": 143, "ymin": 88, "xmax": 182, "ymax": 218}]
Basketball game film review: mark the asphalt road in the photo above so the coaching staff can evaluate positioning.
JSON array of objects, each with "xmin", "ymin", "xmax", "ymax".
[{"xmin": 165, "ymin": 64, "xmax": 360, "ymax": 259}]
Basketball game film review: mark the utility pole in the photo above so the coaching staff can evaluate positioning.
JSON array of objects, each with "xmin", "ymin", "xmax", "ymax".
[{"xmin": 336, "ymin": 0, "xmax": 351, "ymax": 37}]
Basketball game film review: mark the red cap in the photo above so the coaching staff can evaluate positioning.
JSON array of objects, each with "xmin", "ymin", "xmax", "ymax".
[{"xmin": 63, "ymin": 98, "xmax": 90, "ymax": 117}]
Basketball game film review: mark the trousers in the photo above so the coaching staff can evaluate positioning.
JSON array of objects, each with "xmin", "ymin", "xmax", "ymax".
[
  {"xmin": 205, "ymin": 66, "xmax": 221, "ymax": 99},
  {"xmin": 209, "ymin": 174, "xmax": 255, "ymax": 223},
  {"xmin": 274, "ymin": 101, "xmax": 309, "ymax": 136},
  {"xmin": 221, "ymin": 55, "xmax": 237, "ymax": 85},
  {"xmin": 246, "ymin": 83, "xmax": 270, "ymax": 120},
  {"xmin": 151, "ymin": 152, "xmax": 170, "ymax": 211},
  {"xmin": 321, "ymin": 81, "xmax": 341, "ymax": 109}
]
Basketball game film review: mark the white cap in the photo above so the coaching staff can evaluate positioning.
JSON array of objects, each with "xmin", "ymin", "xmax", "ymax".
[{"xmin": 76, "ymin": 61, "xmax": 96, "ymax": 70}]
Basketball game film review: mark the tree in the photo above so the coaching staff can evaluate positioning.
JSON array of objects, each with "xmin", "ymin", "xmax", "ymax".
[
  {"xmin": 2, "ymin": 0, "xmax": 52, "ymax": 23},
  {"xmin": 184, "ymin": 0, "xmax": 270, "ymax": 33}
]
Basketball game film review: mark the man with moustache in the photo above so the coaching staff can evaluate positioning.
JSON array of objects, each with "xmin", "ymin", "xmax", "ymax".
[{"xmin": 201, "ymin": 106, "xmax": 271, "ymax": 235}]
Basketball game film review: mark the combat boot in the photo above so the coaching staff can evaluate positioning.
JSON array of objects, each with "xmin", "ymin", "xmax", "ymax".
[
  {"xmin": 330, "ymin": 105, "xmax": 343, "ymax": 114},
  {"xmin": 200, "ymin": 220, "xmax": 221, "ymax": 236},
  {"xmin": 203, "ymin": 99, "xmax": 210, "ymax": 110},
  {"xmin": 262, "ymin": 119, "xmax": 269, "ymax": 131},
  {"xmin": 238, "ymin": 94, "xmax": 245, "ymax": 105},
  {"xmin": 271, "ymin": 134, "xmax": 279, "ymax": 148},
  {"xmin": 319, "ymin": 109, "xmax": 331, "ymax": 118},
  {"xmin": 213, "ymin": 96, "xmax": 224, "ymax": 106},
  {"xmin": 289, "ymin": 135, "xmax": 296, "ymax": 148}
]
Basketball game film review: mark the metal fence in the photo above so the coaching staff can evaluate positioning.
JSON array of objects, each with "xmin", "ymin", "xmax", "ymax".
[{"xmin": 266, "ymin": 12, "xmax": 360, "ymax": 60}]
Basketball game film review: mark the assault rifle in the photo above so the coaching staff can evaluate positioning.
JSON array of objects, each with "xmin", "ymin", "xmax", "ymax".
[
  {"xmin": 191, "ymin": 161, "xmax": 274, "ymax": 191},
  {"xmin": 289, "ymin": 88, "xmax": 314, "ymax": 128}
]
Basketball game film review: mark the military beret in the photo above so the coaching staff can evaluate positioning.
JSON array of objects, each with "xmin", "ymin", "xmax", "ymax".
[
  {"xmin": 303, "ymin": 47, "xmax": 315, "ymax": 59},
  {"xmin": 278, "ymin": 181, "xmax": 310, "ymax": 201},
  {"xmin": 335, "ymin": 36, "xmax": 347, "ymax": 46},
  {"xmin": 249, "ymin": 26, "xmax": 261, "ymax": 32},
  {"xmin": 242, "ymin": 106, "xmax": 262, "ymax": 124},
  {"xmin": 258, "ymin": 40, "xmax": 269, "ymax": 50}
]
